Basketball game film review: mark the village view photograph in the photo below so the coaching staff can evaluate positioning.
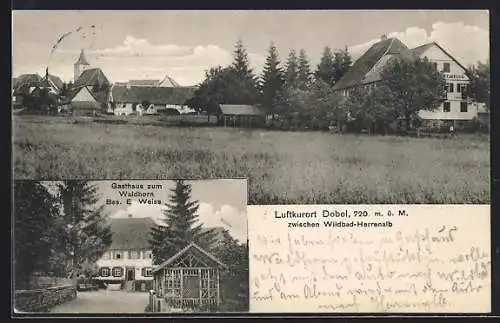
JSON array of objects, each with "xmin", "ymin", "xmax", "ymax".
[
  {"xmin": 13, "ymin": 179, "xmax": 249, "ymax": 314},
  {"xmin": 12, "ymin": 10, "xmax": 490, "ymax": 204}
]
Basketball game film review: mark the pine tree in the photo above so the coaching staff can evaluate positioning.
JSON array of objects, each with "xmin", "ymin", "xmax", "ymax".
[
  {"xmin": 14, "ymin": 181, "xmax": 58, "ymax": 289},
  {"xmin": 297, "ymin": 49, "xmax": 312, "ymax": 90},
  {"xmin": 230, "ymin": 39, "xmax": 260, "ymax": 104},
  {"xmin": 333, "ymin": 46, "xmax": 353, "ymax": 83},
  {"xmin": 284, "ymin": 48, "xmax": 299, "ymax": 89},
  {"xmin": 150, "ymin": 180, "xmax": 218, "ymax": 265},
  {"xmin": 54, "ymin": 180, "xmax": 113, "ymax": 285},
  {"xmin": 232, "ymin": 39, "xmax": 254, "ymax": 78},
  {"xmin": 314, "ymin": 46, "xmax": 336, "ymax": 86},
  {"xmin": 260, "ymin": 42, "xmax": 284, "ymax": 113}
]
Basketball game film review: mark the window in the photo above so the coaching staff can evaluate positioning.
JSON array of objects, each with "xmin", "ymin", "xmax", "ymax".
[
  {"xmin": 129, "ymin": 250, "xmax": 140, "ymax": 259},
  {"xmin": 443, "ymin": 102, "xmax": 451, "ymax": 112},
  {"xmin": 142, "ymin": 267, "xmax": 153, "ymax": 277},
  {"xmin": 448, "ymin": 83, "xmax": 454, "ymax": 93},
  {"xmin": 112, "ymin": 252, "xmax": 122, "ymax": 260},
  {"xmin": 112, "ymin": 267, "xmax": 123, "ymax": 277},
  {"xmin": 100, "ymin": 267, "xmax": 110, "ymax": 277},
  {"xmin": 443, "ymin": 63, "xmax": 450, "ymax": 73},
  {"xmin": 432, "ymin": 62, "xmax": 438, "ymax": 70},
  {"xmin": 456, "ymin": 83, "xmax": 461, "ymax": 92},
  {"xmin": 460, "ymin": 101, "xmax": 468, "ymax": 112},
  {"xmin": 144, "ymin": 251, "xmax": 152, "ymax": 259}
]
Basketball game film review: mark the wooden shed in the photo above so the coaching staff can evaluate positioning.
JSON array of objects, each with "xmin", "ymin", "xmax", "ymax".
[
  {"xmin": 220, "ymin": 104, "xmax": 266, "ymax": 128},
  {"xmin": 151, "ymin": 243, "xmax": 226, "ymax": 312}
]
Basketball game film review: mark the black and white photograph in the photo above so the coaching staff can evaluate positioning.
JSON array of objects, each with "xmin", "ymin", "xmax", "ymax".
[
  {"xmin": 13, "ymin": 179, "xmax": 249, "ymax": 314},
  {"xmin": 12, "ymin": 10, "xmax": 490, "ymax": 205}
]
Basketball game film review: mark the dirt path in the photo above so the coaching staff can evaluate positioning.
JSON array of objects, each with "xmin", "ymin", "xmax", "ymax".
[{"xmin": 50, "ymin": 290, "xmax": 149, "ymax": 313}]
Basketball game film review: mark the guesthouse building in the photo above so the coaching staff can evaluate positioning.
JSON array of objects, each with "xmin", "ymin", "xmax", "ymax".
[
  {"xmin": 94, "ymin": 217, "xmax": 155, "ymax": 292},
  {"xmin": 333, "ymin": 36, "xmax": 474, "ymax": 128}
]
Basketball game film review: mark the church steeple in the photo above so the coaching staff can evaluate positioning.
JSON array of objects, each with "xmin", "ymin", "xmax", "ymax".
[
  {"xmin": 74, "ymin": 49, "xmax": 91, "ymax": 82},
  {"xmin": 76, "ymin": 49, "xmax": 90, "ymax": 66}
]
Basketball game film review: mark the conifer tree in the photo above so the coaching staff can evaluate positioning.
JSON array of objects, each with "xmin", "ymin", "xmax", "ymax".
[
  {"xmin": 54, "ymin": 180, "xmax": 112, "ymax": 285},
  {"xmin": 297, "ymin": 48, "xmax": 312, "ymax": 90},
  {"xmin": 260, "ymin": 42, "xmax": 284, "ymax": 113},
  {"xmin": 14, "ymin": 181, "xmax": 58, "ymax": 289},
  {"xmin": 314, "ymin": 46, "xmax": 336, "ymax": 86},
  {"xmin": 333, "ymin": 46, "xmax": 353, "ymax": 83},
  {"xmin": 284, "ymin": 48, "xmax": 299, "ymax": 89},
  {"xmin": 150, "ymin": 180, "xmax": 217, "ymax": 265}
]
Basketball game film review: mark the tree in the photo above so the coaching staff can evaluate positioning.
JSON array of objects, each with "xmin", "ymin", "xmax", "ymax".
[
  {"xmin": 54, "ymin": 180, "xmax": 112, "ymax": 285},
  {"xmin": 284, "ymin": 49, "xmax": 299, "ymax": 89},
  {"xmin": 230, "ymin": 39, "xmax": 260, "ymax": 104},
  {"xmin": 260, "ymin": 42, "xmax": 284, "ymax": 115},
  {"xmin": 467, "ymin": 60, "xmax": 490, "ymax": 110},
  {"xmin": 314, "ymin": 46, "xmax": 336, "ymax": 86},
  {"xmin": 332, "ymin": 46, "xmax": 352, "ymax": 84},
  {"xmin": 346, "ymin": 85, "xmax": 396, "ymax": 134},
  {"xmin": 14, "ymin": 181, "xmax": 58, "ymax": 289},
  {"xmin": 380, "ymin": 57, "xmax": 446, "ymax": 132},
  {"xmin": 150, "ymin": 180, "xmax": 218, "ymax": 265},
  {"xmin": 213, "ymin": 231, "xmax": 249, "ymax": 312},
  {"xmin": 297, "ymin": 49, "xmax": 313, "ymax": 90}
]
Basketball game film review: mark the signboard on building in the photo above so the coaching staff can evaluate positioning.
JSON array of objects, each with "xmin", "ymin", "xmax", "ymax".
[{"xmin": 443, "ymin": 73, "xmax": 468, "ymax": 81}]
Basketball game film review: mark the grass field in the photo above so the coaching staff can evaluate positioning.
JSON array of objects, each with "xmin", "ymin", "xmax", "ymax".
[{"xmin": 13, "ymin": 115, "xmax": 490, "ymax": 204}]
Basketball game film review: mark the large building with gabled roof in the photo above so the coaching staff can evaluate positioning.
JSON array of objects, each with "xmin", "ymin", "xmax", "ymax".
[
  {"xmin": 333, "ymin": 35, "xmax": 476, "ymax": 127},
  {"xmin": 94, "ymin": 215, "xmax": 227, "ymax": 292}
]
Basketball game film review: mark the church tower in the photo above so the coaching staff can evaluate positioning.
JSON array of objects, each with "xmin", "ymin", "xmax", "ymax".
[{"xmin": 74, "ymin": 49, "xmax": 90, "ymax": 82}]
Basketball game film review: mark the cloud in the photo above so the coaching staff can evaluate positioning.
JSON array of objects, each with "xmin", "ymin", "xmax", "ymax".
[
  {"xmin": 110, "ymin": 201, "xmax": 247, "ymax": 242},
  {"xmin": 53, "ymin": 35, "xmax": 266, "ymax": 85},
  {"xmin": 349, "ymin": 21, "xmax": 489, "ymax": 66}
]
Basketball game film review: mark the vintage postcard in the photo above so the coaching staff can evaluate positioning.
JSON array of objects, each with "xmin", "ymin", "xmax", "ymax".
[
  {"xmin": 13, "ymin": 179, "xmax": 248, "ymax": 314},
  {"xmin": 11, "ymin": 9, "xmax": 491, "ymax": 316}
]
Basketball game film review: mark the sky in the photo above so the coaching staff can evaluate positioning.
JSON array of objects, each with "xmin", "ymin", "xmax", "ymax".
[
  {"xmin": 42, "ymin": 179, "xmax": 248, "ymax": 242},
  {"xmin": 12, "ymin": 10, "xmax": 489, "ymax": 85}
]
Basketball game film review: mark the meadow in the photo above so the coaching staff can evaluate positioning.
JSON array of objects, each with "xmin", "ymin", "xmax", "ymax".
[{"xmin": 13, "ymin": 115, "xmax": 490, "ymax": 204}]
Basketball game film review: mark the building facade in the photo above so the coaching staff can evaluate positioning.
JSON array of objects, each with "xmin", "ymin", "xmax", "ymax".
[
  {"xmin": 333, "ymin": 37, "xmax": 476, "ymax": 128},
  {"xmin": 94, "ymin": 217, "xmax": 155, "ymax": 292},
  {"xmin": 411, "ymin": 42, "xmax": 472, "ymax": 127}
]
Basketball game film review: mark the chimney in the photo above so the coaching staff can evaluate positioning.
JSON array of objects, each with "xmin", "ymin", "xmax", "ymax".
[{"xmin": 381, "ymin": 34, "xmax": 388, "ymax": 41}]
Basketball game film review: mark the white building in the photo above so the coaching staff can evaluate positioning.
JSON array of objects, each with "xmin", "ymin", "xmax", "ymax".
[
  {"xmin": 74, "ymin": 49, "xmax": 91, "ymax": 82},
  {"xmin": 333, "ymin": 36, "xmax": 476, "ymax": 128},
  {"xmin": 95, "ymin": 217, "xmax": 155, "ymax": 292},
  {"xmin": 411, "ymin": 42, "xmax": 472, "ymax": 127}
]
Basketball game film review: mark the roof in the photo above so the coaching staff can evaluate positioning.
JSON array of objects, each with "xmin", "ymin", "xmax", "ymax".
[
  {"xmin": 159, "ymin": 75, "xmax": 180, "ymax": 87},
  {"xmin": 108, "ymin": 217, "xmax": 156, "ymax": 250},
  {"xmin": 75, "ymin": 49, "xmax": 90, "ymax": 65},
  {"xmin": 74, "ymin": 68, "xmax": 110, "ymax": 88},
  {"xmin": 129, "ymin": 80, "xmax": 160, "ymax": 87},
  {"xmin": 410, "ymin": 41, "xmax": 468, "ymax": 73},
  {"xmin": 40, "ymin": 74, "xmax": 64, "ymax": 92},
  {"xmin": 64, "ymin": 85, "xmax": 108, "ymax": 105},
  {"xmin": 13, "ymin": 74, "xmax": 43, "ymax": 91},
  {"xmin": 152, "ymin": 242, "xmax": 226, "ymax": 273},
  {"xmin": 110, "ymin": 85, "xmax": 195, "ymax": 105},
  {"xmin": 220, "ymin": 104, "xmax": 265, "ymax": 116},
  {"xmin": 333, "ymin": 38, "xmax": 417, "ymax": 91}
]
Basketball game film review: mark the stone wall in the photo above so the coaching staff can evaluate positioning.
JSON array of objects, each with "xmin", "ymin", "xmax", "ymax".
[{"xmin": 14, "ymin": 285, "xmax": 77, "ymax": 313}]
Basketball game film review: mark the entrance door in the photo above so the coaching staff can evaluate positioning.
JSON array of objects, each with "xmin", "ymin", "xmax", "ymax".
[{"xmin": 126, "ymin": 268, "xmax": 135, "ymax": 281}]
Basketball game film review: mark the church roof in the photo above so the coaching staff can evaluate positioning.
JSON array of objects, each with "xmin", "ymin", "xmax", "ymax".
[
  {"xmin": 75, "ymin": 49, "xmax": 90, "ymax": 66},
  {"xmin": 74, "ymin": 68, "xmax": 110, "ymax": 88}
]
